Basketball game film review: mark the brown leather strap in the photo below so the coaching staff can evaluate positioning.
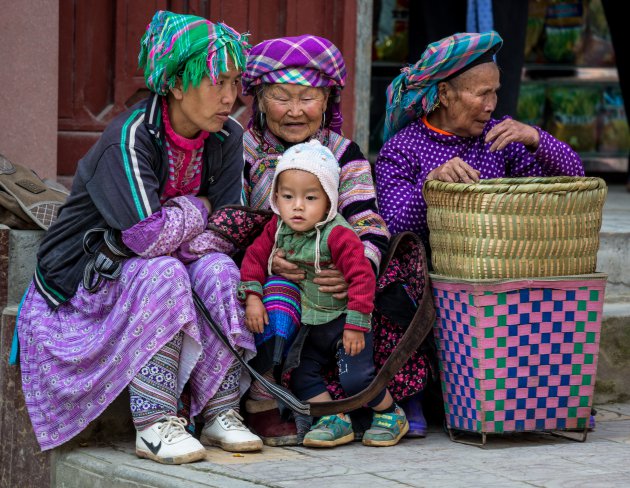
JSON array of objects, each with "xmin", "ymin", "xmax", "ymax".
[
  {"xmin": 193, "ymin": 230, "xmax": 436, "ymax": 417},
  {"xmin": 310, "ymin": 231, "xmax": 436, "ymax": 416}
]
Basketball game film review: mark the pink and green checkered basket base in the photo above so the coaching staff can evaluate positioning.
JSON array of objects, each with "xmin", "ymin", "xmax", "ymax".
[{"xmin": 431, "ymin": 273, "xmax": 606, "ymax": 436}]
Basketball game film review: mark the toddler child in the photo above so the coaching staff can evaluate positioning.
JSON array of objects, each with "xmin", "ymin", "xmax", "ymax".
[{"xmin": 239, "ymin": 139, "xmax": 408, "ymax": 447}]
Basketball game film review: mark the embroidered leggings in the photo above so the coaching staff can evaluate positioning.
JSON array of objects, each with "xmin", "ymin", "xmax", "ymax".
[{"xmin": 129, "ymin": 332, "xmax": 242, "ymax": 429}]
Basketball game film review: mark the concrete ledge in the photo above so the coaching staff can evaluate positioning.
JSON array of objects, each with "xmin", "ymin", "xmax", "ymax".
[
  {"xmin": 55, "ymin": 446, "xmax": 268, "ymax": 488},
  {"xmin": 597, "ymin": 232, "xmax": 630, "ymax": 302},
  {"xmin": 0, "ymin": 227, "xmax": 43, "ymax": 309},
  {"xmin": 0, "ymin": 306, "xmax": 52, "ymax": 487},
  {"xmin": 7, "ymin": 228, "xmax": 43, "ymax": 304}
]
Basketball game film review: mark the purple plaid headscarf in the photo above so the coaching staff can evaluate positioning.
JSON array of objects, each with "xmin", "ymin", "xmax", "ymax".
[
  {"xmin": 242, "ymin": 35, "xmax": 347, "ymax": 134},
  {"xmin": 384, "ymin": 31, "xmax": 503, "ymax": 142}
]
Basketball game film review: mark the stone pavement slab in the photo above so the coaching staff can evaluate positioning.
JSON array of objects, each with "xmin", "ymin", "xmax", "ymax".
[{"xmin": 54, "ymin": 402, "xmax": 630, "ymax": 488}]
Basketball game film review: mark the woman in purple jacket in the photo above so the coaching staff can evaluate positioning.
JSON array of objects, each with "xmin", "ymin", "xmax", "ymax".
[
  {"xmin": 375, "ymin": 31, "xmax": 584, "ymax": 248},
  {"xmin": 375, "ymin": 30, "xmax": 589, "ymax": 432}
]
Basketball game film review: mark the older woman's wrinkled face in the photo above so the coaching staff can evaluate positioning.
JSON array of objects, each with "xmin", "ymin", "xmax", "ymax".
[
  {"xmin": 438, "ymin": 62, "xmax": 500, "ymax": 137},
  {"xmin": 260, "ymin": 84, "xmax": 329, "ymax": 143}
]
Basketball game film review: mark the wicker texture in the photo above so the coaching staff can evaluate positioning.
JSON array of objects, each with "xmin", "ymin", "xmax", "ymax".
[
  {"xmin": 424, "ymin": 177, "xmax": 607, "ymax": 279},
  {"xmin": 432, "ymin": 273, "xmax": 606, "ymax": 434}
]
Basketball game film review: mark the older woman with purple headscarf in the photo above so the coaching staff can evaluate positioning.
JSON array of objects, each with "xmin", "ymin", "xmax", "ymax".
[
  {"xmin": 240, "ymin": 35, "xmax": 433, "ymax": 447},
  {"xmin": 241, "ymin": 35, "xmax": 389, "ymax": 271},
  {"xmin": 16, "ymin": 10, "xmax": 263, "ymax": 465},
  {"xmin": 376, "ymin": 31, "xmax": 584, "ymax": 248}
]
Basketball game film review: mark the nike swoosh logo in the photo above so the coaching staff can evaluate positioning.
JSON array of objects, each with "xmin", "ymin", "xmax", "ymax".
[{"xmin": 141, "ymin": 437, "xmax": 162, "ymax": 455}]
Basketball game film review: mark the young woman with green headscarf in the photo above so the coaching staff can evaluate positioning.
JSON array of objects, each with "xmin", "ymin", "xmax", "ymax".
[{"xmin": 16, "ymin": 10, "xmax": 262, "ymax": 465}]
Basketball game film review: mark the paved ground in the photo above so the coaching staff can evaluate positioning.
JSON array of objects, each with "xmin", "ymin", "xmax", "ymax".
[{"xmin": 55, "ymin": 402, "xmax": 630, "ymax": 488}]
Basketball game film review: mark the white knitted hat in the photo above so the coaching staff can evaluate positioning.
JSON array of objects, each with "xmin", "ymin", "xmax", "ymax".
[{"xmin": 270, "ymin": 139, "xmax": 340, "ymax": 226}]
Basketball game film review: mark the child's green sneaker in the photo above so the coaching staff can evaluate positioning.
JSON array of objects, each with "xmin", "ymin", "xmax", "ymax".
[
  {"xmin": 302, "ymin": 414, "xmax": 354, "ymax": 448},
  {"xmin": 362, "ymin": 406, "xmax": 409, "ymax": 447}
]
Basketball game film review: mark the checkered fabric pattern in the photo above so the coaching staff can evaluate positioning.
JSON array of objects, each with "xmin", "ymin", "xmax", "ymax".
[
  {"xmin": 431, "ymin": 274, "xmax": 607, "ymax": 434},
  {"xmin": 241, "ymin": 34, "xmax": 346, "ymax": 134},
  {"xmin": 29, "ymin": 202, "xmax": 64, "ymax": 228},
  {"xmin": 242, "ymin": 35, "xmax": 346, "ymax": 94}
]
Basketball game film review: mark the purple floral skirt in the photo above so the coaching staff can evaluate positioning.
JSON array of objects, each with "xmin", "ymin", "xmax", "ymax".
[{"xmin": 18, "ymin": 253, "xmax": 255, "ymax": 450}]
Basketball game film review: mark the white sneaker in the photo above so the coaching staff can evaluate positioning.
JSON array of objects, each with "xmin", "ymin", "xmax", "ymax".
[
  {"xmin": 136, "ymin": 416, "xmax": 206, "ymax": 465},
  {"xmin": 200, "ymin": 409, "xmax": 263, "ymax": 452}
]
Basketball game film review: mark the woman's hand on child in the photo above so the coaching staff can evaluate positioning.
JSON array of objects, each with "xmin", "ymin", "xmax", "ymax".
[
  {"xmin": 343, "ymin": 329, "xmax": 365, "ymax": 356},
  {"xmin": 313, "ymin": 265, "xmax": 349, "ymax": 300},
  {"xmin": 271, "ymin": 249, "xmax": 306, "ymax": 282},
  {"xmin": 245, "ymin": 295, "xmax": 268, "ymax": 334}
]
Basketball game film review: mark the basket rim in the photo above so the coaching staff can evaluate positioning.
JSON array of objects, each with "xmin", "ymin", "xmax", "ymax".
[
  {"xmin": 429, "ymin": 272, "xmax": 608, "ymax": 285},
  {"xmin": 423, "ymin": 176, "xmax": 606, "ymax": 195}
]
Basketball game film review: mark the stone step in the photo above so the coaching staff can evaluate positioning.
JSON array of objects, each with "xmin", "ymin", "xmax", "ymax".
[
  {"xmin": 54, "ymin": 447, "xmax": 266, "ymax": 488},
  {"xmin": 597, "ymin": 232, "xmax": 630, "ymax": 303},
  {"xmin": 597, "ymin": 185, "xmax": 630, "ymax": 303},
  {"xmin": 0, "ymin": 226, "xmax": 44, "ymax": 309}
]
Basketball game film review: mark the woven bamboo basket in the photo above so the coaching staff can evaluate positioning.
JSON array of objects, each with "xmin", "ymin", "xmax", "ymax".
[{"xmin": 424, "ymin": 177, "xmax": 607, "ymax": 279}]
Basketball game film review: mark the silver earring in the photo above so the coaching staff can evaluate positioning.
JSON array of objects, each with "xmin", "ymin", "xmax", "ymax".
[
  {"xmin": 258, "ymin": 111, "xmax": 266, "ymax": 129},
  {"xmin": 321, "ymin": 112, "xmax": 326, "ymax": 129}
]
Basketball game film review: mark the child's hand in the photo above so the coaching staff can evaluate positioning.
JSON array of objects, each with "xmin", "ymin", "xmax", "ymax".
[
  {"xmin": 245, "ymin": 295, "xmax": 268, "ymax": 334},
  {"xmin": 343, "ymin": 329, "xmax": 365, "ymax": 356}
]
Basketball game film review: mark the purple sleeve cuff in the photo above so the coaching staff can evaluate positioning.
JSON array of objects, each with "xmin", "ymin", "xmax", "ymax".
[
  {"xmin": 122, "ymin": 195, "xmax": 207, "ymax": 257},
  {"xmin": 122, "ymin": 209, "xmax": 169, "ymax": 253},
  {"xmin": 187, "ymin": 196, "xmax": 209, "ymax": 222}
]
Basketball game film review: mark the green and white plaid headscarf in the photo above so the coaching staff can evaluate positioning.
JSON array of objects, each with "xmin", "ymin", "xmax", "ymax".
[{"xmin": 138, "ymin": 10, "xmax": 251, "ymax": 95}]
